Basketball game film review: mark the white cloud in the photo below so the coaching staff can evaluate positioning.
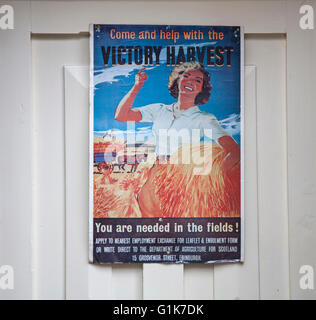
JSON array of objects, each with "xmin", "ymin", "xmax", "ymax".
[
  {"xmin": 218, "ymin": 113, "xmax": 240, "ymax": 136},
  {"xmin": 94, "ymin": 126, "xmax": 155, "ymax": 144},
  {"xmin": 94, "ymin": 64, "xmax": 144, "ymax": 85}
]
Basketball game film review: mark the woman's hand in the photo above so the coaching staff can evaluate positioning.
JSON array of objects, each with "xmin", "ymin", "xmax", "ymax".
[
  {"xmin": 134, "ymin": 67, "xmax": 148, "ymax": 88},
  {"xmin": 218, "ymin": 135, "xmax": 240, "ymax": 173}
]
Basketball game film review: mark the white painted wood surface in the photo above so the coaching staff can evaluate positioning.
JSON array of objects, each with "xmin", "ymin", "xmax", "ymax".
[
  {"xmin": 30, "ymin": 0, "xmax": 287, "ymax": 34},
  {"xmin": 143, "ymin": 264, "xmax": 184, "ymax": 299},
  {"xmin": 244, "ymin": 35, "xmax": 289, "ymax": 299},
  {"xmin": 32, "ymin": 35, "xmax": 89, "ymax": 299},
  {"xmin": 1, "ymin": 0, "xmax": 315, "ymax": 300},
  {"xmin": 183, "ymin": 265, "xmax": 214, "ymax": 300},
  {"xmin": 286, "ymin": 0, "xmax": 316, "ymax": 300},
  {"xmin": 0, "ymin": 1, "xmax": 32, "ymax": 300},
  {"xmin": 213, "ymin": 66, "xmax": 259, "ymax": 300},
  {"xmin": 64, "ymin": 65, "xmax": 258, "ymax": 299},
  {"xmin": 65, "ymin": 66, "xmax": 90, "ymax": 300}
]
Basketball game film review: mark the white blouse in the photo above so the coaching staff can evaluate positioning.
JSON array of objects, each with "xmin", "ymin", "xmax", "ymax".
[{"xmin": 135, "ymin": 103, "xmax": 228, "ymax": 156}]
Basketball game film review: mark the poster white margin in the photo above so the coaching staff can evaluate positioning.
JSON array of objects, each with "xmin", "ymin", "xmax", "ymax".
[{"xmin": 88, "ymin": 23, "xmax": 94, "ymax": 263}]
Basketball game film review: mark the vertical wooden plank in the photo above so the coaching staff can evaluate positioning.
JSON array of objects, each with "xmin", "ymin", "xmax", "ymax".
[
  {"xmin": 184, "ymin": 265, "xmax": 214, "ymax": 300},
  {"xmin": 286, "ymin": 1, "xmax": 316, "ymax": 299},
  {"xmin": 244, "ymin": 34, "xmax": 289, "ymax": 299},
  {"xmin": 214, "ymin": 66, "xmax": 259, "ymax": 300},
  {"xmin": 143, "ymin": 264, "xmax": 183, "ymax": 299},
  {"xmin": 31, "ymin": 35, "xmax": 89, "ymax": 299},
  {"xmin": 64, "ymin": 66, "xmax": 90, "ymax": 299},
  {"xmin": 0, "ymin": 0, "xmax": 32, "ymax": 299},
  {"xmin": 88, "ymin": 265, "xmax": 112, "ymax": 299},
  {"xmin": 111, "ymin": 265, "xmax": 143, "ymax": 299}
]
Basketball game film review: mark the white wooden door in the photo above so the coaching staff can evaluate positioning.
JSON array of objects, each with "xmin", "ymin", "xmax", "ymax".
[
  {"xmin": 31, "ymin": 32, "xmax": 287, "ymax": 301},
  {"xmin": 1, "ymin": 1, "xmax": 315, "ymax": 300}
]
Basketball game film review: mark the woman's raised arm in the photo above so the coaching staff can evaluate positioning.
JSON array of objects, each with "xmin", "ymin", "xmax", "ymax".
[{"xmin": 114, "ymin": 68, "xmax": 147, "ymax": 122}]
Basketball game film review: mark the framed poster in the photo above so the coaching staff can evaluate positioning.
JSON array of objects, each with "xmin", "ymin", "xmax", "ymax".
[{"xmin": 89, "ymin": 24, "xmax": 243, "ymax": 264}]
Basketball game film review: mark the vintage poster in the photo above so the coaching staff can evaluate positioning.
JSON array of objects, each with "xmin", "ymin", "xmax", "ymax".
[{"xmin": 89, "ymin": 24, "xmax": 243, "ymax": 263}]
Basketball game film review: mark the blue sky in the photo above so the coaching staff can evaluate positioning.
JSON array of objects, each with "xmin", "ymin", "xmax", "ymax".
[{"xmin": 93, "ymin": 24, "xmax": 241, "ymax": 145}]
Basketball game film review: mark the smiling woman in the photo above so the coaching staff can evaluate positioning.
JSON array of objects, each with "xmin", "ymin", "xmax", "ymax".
[
  {"xmin": 113, "ymin": 61, "xmax": 240, "ymax": 217},
  {"xmin": 168, "ymin": 62, "xmax": 212, "ymax": 106}
]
